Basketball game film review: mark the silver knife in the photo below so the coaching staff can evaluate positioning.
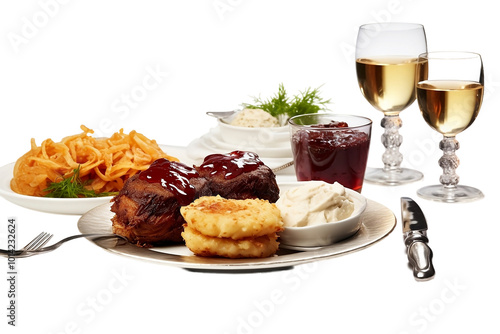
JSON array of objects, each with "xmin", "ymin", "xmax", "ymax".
[{"xmin": 400, "ymin": 197, "xmax": 435, "ymax": 281}]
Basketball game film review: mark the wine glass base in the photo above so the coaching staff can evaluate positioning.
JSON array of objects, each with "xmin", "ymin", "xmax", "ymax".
[
  {"xmin": 364, "ymin": 167, "xmax": 423, "ymax": 186},
  {"xmin": 417, "ymin": 185, "xmax": 484, "ymax": 203}
]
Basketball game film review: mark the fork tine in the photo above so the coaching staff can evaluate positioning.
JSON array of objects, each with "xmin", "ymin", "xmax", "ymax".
[
  {"xmin": 31, "ymin": 233, "xmax": 53, "ymax": 250},
  {"xmin": 23, "ymin": 232, "xmax": 53, "ymax": 251},
  {"xmin": 21, "ymin": 232, "xmax": 47, "ymax": 251}
]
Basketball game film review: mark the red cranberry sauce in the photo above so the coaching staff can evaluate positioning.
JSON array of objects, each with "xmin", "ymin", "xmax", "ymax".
[
  {"xmin": 291, "ymin": 122, "xmax": 370, "ymax": 192},
  {"xmin": 138, "ymin": 158, "xmax": 199, "ymax": 205},
  {"xmin": 197, "ymin": 151, "xmax": 264, "ymax": 180}
]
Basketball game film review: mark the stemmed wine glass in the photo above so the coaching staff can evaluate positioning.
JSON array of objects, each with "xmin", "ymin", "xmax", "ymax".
[
  {"xmin": 356, "ymin": 23, "xmax": 427, "ymax": 185},
  {"xmin": 416, "ymin": 51, "xmax": 484, "ymax": 202}
]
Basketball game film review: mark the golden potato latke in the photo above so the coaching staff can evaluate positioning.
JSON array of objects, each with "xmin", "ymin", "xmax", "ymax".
[
  {"xmin": 181, "ymin": 226, "xmax": 280, "ymax": 259},
  {"xmin": 180, "ymin": 195, "xmax": 283, "ymax": 239},
  {"xmin": 180, "ymin": 196, "xmax": 283, "ymax": 258}
]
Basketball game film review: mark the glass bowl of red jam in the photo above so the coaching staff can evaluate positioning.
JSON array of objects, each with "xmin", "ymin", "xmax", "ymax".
[{"xmin": 289, "ymin": 114, "xmax": 372, "ymax": 192}]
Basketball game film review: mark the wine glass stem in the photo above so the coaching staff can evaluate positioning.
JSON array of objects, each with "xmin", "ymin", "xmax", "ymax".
[
  {"xmin": 438, "ymin": 136, "xmax": 460, "ymax": 189},
  {"xmin": 381, "ymin": 114, "xmax": 403, "ymax": 172}
]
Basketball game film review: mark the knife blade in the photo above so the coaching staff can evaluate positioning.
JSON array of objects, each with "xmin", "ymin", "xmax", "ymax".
[{"xmin": 400, "ymin": 197, "xmax": 435, "ymax": 281}]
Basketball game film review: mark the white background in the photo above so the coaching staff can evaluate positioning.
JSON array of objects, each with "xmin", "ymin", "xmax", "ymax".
[{"xmin": 0, "ymin": 1, "xmax": 498, "ymax": 333}]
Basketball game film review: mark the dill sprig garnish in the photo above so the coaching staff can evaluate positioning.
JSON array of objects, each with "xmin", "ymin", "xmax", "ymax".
[
  {"xmin": 243, "ymin": 83, "xmax": 331, "ymax": 124},
  {"xmin": 43, "ymin": 166, "xmax": 118, "ymax": 198}
]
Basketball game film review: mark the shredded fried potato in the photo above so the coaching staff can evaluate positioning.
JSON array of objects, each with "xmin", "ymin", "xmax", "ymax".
[{"xmin": 11, "ymin": 125, "xmax": 178, "ymax": 197}]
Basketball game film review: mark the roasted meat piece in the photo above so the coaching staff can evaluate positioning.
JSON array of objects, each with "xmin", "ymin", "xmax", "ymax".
[
  {"xmin": 195, "ymin": 151, "xmax": 280, "ymax": 203},
  {"xmin": 111, "ymin": 159, "xmax": 211, "ymax": 247}
]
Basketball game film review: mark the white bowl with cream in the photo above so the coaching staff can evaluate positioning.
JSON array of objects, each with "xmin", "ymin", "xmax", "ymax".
[
  {"xmin": 277, "ymin": 181, "xmax": 367, "ymax": 248},
  {"xmin": 216, "ymin": 109, "xmax": 289, "ymax": 148}
]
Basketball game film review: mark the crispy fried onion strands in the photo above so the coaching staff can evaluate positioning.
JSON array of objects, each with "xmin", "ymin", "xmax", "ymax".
[{"xmin": 11, "ymin": 125, "xmax": 178, "ymax": 197}]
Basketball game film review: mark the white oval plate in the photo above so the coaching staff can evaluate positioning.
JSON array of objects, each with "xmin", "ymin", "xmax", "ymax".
[{"xmin": 77, "ymin": 197, "xmax": 396, "ymax": 271}]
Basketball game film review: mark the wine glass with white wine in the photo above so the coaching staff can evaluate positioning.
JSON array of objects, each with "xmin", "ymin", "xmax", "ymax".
[
  {"xmin": 356, "ymin": 23, "xmax": 427, "ymax": 185},
  {"xmin": 416, "ymin": 51, "xmax": 484, "ymax": 202}
]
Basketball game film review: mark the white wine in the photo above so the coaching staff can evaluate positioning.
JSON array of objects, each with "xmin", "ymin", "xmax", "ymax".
[
  {"xmin": 416, "ymin": 80, "xmax": 483, "ymax": 136},
  {"xmin": 356, "ymin": 57, "xmax": 420, "ymax": 115}
]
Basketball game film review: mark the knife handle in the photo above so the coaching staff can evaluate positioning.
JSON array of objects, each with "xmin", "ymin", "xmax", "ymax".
[{"xmin": 407, "ymin": 241, "xmax": 435, "ymax": 281}]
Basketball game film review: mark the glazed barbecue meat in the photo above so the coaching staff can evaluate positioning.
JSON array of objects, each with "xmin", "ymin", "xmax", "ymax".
[
  {"xmin": 111, "ymin": 159, "xmax": 211, "ymax": 247},
  {"xmin": 195, "ymin": 151, "xmax": 279, "ymax": 203},
  {"xmin": 111, "ymin": 151, "xmax": 279, "ymax": 248}
]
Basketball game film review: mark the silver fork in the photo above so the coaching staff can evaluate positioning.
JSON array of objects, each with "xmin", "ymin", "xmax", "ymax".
[
  {"xmin": 0, "ymin": 232, "xmax": 53, "ymax": 257},
  {"xmin": 1, "ymin": 233, "xmax": 126, "ymax": 258},
  {"xmin": 29, "ymin": 233, "xmax": 126, "ymax": 256}
]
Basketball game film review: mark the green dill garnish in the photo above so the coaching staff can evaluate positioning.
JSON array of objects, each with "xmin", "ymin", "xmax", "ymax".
[
  {"xmin": 243, "ymin": 83, "xmax": 331, "ymax": 125},
  {"xmin": 43, "ymin": 166, "xmax": 118, "ymax": 198}
]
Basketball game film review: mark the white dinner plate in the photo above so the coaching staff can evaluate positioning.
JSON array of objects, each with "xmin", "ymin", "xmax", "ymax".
[
  {"xmin": 0, "ymin": 145, "xmax": 190, "ymax": 215},
  {"xmin": 77, "ymin": 198, "xmax": 396, "ymax": 271},
  {"xmin": 186, "ymin": 133, "xmax": 294, "ymax": 172},
  {"xmin": 207, "ymin": 127, "xmax": 292, "ymax": 158},
  {"xmin": 0, "ymin": 162, "xmax": 114, "ymax": 215}
]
